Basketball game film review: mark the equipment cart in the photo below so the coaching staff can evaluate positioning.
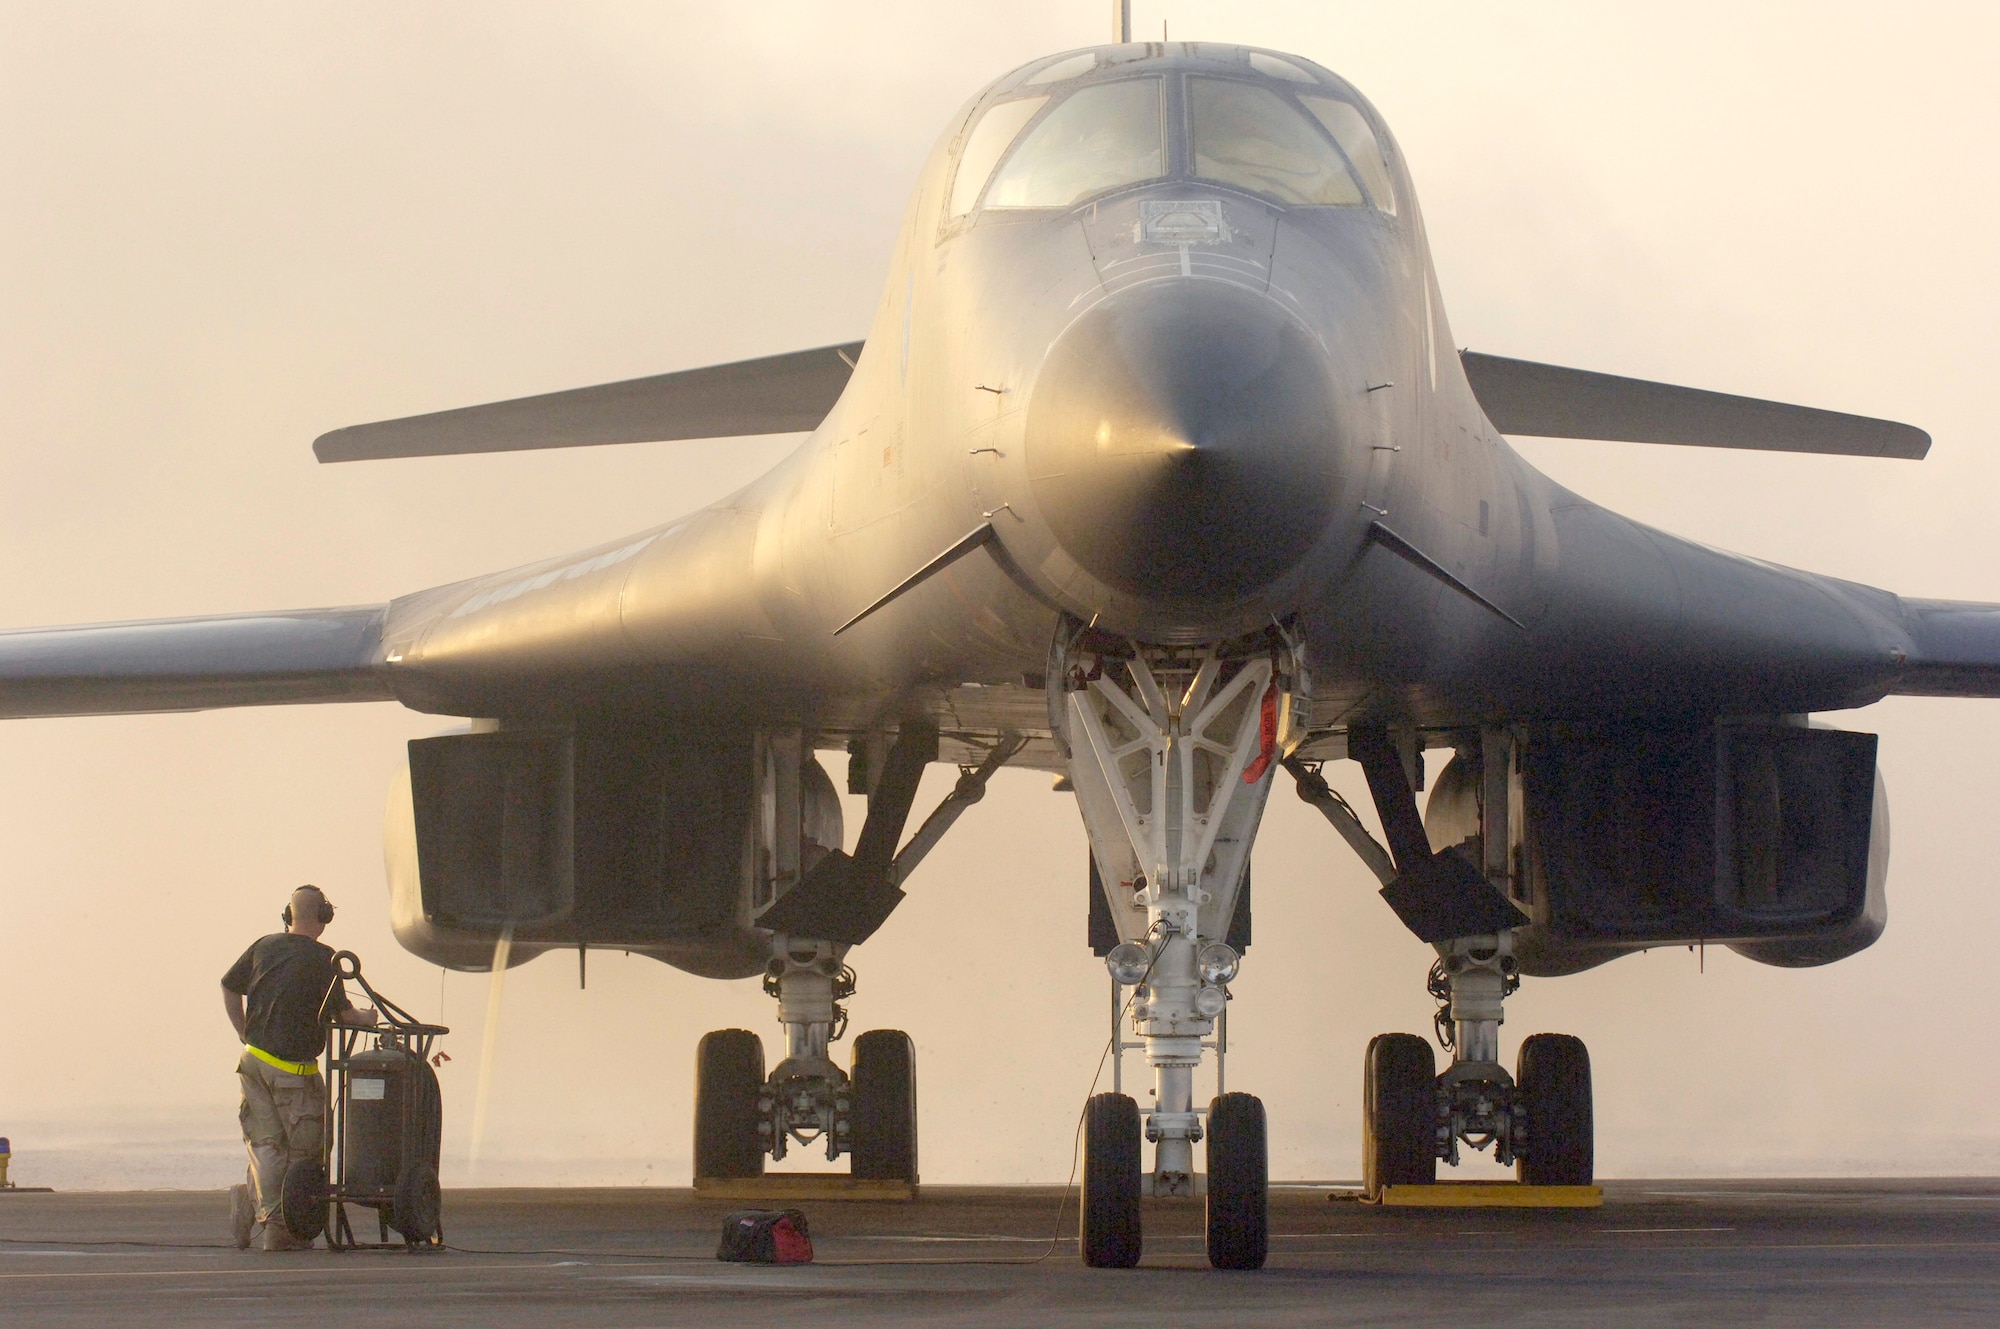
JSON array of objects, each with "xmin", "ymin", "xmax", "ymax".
[{"xmin": 280, "ymin": 950, "xmax": 449, "ymax": 1251}]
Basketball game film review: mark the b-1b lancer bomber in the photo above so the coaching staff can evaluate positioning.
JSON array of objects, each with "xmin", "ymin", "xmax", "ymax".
[{"xmin": 4, "ymin": 35, "xmax": 1987, "ymax": 1268}]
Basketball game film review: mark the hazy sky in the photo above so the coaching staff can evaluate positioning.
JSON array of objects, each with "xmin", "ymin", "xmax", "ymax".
[{"xmin": 4, "ymin": 2, "xmax": 1999, "ymax": 1188}]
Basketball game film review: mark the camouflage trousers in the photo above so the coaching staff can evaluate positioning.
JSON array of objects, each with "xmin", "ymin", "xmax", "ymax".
[{"xmin": 237, "ymin": 1050, "xmax": 324, "ymax": 1224}]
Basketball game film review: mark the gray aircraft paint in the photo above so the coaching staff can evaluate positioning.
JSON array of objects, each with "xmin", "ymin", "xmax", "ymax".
[{"xmin": 0, "ymin": 41, "xmax": 1986, "ymax": 773}]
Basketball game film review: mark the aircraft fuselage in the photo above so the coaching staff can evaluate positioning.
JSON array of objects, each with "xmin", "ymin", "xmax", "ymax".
[{"xmin": 378, "ymin": 44, "xmax": 1913, "ymax": 744}]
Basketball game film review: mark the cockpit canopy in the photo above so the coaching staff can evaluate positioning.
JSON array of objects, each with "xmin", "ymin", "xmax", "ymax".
[{"xmin": 947, "ymin": 45, "xmax": 1398, "ymax": 222}]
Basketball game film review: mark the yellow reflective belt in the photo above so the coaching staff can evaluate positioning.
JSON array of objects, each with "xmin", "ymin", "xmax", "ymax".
[{"xmin": 245, "ymin": 1044, "xmax": 319, "ymax": 1077}]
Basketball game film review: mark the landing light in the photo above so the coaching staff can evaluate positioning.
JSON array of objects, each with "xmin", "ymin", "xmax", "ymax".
[
  {"xmin": 1105, "ymin": 942, "xmax": 1152, "ymax": 986},
  {"xmin": 1197, "ymin": 942, "xmax": 1240, "ymax": 985}
]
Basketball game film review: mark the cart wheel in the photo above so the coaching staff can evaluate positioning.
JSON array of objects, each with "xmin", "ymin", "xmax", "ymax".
[
  {"xmin": 279, "ymin": 1159, "xmax": 328, "ymax": 1242},
  {"xmin": 392, "ymin": 1163, "xmax": 442, "ymax": 1243}
]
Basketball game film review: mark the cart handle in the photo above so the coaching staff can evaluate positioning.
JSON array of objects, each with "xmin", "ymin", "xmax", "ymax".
[{"xmin": 330, "ymin": 950, "xmax": 449, "ymax": 1037}]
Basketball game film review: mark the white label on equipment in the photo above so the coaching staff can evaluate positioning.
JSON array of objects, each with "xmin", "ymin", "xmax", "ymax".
[{"xmin": 351, "ymin": 1077, "xmax": 386, "ymax": 1101}]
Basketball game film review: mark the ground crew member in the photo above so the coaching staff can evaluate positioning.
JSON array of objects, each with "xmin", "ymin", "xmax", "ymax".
[{"xmin": 220, "ymin": 885, "xmax": 376, "ymax": 1251}]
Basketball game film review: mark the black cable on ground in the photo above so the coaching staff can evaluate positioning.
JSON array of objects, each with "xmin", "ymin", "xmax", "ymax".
[
  {"xmin": 0, "ymin": 1236, "xmax": 235, "ymax": 1251},
  {"xmin": 441, "ymin": 1242, "xmax": 709, "ymax": 1261}
]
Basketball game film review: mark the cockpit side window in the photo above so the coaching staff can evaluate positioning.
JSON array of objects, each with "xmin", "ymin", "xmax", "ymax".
[
  {"xmin": 1299, "ymin": 96, "xmax": 1398, "ymax": 215},
  {"xmin": 1188, "ymin": 76, "xmax": 1365, "ymax": 208},
  {"xmin": 983, "ymin": 78, "xmax": 1165, "ymax": 210},
  {"xmin": 950, "ymin": 97, "xmax": 1047, "ymax": 217}
]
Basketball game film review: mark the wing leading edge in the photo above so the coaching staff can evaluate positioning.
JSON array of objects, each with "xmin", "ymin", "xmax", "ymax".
[
  {"xmin": 1462, "ymin": 352, "xmax": 1930, "ymax": 459},
  {"xmin": 1890, "ymin": 599, "xmax": 2000, "ymax": 698},
  {"xmin": 0, "ymin": 607, "xmax": 391, "ymax": 719},
  {"xmin": 314, "ymin": 341, "xmax": 864, "ymax": 462}
]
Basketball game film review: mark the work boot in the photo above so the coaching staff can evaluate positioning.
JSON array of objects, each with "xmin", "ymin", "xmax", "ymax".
[
  {"xmin": 229, "ymin": 1184, "xmax": 254, "ymax": 1250},
  {"xmin": 261, "ymin": 1222, "xmax": 313, "ymax": 1252}
]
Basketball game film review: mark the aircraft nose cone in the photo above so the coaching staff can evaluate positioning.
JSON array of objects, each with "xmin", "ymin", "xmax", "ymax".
[{"xmin": 1024, "ymin": 280, "xmax": 1347, "ymax": 605}]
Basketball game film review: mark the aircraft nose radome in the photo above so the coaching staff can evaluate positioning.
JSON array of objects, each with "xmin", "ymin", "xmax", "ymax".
[{"xmin": 1024, "ymin": 280, "xmax": 1348, "ymax": 605}]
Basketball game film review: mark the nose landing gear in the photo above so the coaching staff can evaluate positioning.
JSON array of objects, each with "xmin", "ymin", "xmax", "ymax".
[{"xmin": 1056, "ymin": 619, "xmax": 1304, "ymax": 1268}]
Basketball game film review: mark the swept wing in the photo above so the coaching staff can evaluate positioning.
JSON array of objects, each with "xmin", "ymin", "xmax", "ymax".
[
  {"xmin": 1461, "ymin": 352, "xmax": 1930, "ymax": 458},
  {"xmin": 0, "ymin": 607, "xmax": 389, "ymax": 719},
  {"xmin": 313, "ymin": 341, "xmax": 863, "ymax": 462}
]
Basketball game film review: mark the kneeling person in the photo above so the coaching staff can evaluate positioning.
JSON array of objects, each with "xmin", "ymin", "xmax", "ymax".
[{"xmin": 221, "ymin": 885, "xmax": 376, "ymax": 1251}]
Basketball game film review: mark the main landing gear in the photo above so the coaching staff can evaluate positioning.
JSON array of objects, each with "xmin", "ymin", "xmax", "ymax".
[
  {"xmin": 1360, "ymin": 934, "xmax": 1594, "ymax": 1194},
  {"xmin": 690, "ymin": 720, "xmax": 1004, "ymax": 1189},
  {"xmin": 1057, "ymin": 620, "xmax": 1304, "ymax": 1268},
  {"xmin": 1315, "ymin": 725, "xmax": 1595, "ymax": 1195},
  {"xmin": 693, "ymin": 935, "xmax": 918, "ymax": 1187},
  {"xmin": 689, "ymin": 722, "xmax": 1025, "ymax": 1189}
]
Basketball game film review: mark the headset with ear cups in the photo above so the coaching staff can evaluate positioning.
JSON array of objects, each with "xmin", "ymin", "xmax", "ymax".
[{"xmin": 280, "ymin": 885, "xmax": 335, "ymax": 928}]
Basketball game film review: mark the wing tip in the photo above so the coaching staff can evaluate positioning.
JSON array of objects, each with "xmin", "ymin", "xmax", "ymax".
[
  {"xmin": 1885, "ymin": 424, "xmax": 1932, "ymax": 461},
  {"xmin": 312, "ymin": 429, "xmax": 355, "ymax": 464},
  {"xmin": 1466, "ymin": 348, "xmax": 1933, "ymax": 460}
]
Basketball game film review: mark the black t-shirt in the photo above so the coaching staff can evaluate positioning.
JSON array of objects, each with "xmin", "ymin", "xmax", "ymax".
[{"xmin": 221, "ymin": 933, "xmax": 353, "ymax": 1064}]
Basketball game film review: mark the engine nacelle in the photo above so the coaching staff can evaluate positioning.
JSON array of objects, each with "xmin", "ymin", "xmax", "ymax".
[
  {"xmin": 1425, "ymin": 720, "xmax": 1888, "ymax": 976},
  {"xmin": 384, "ymin": 723, "xmax": 843, "ymax": 978}
]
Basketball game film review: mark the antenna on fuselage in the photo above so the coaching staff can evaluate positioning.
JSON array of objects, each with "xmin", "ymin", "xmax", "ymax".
[{"xmin": 1113, "ymin": 0, "xmax": 1131, "ymax": 42}]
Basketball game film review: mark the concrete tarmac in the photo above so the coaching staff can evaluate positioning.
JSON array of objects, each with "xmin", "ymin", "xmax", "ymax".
[{"xmin": 3, "ymin": 1180, "xmax": 1998, "ymax": 1326}]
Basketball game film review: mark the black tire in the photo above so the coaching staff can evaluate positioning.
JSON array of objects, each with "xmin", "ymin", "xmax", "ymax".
[
  {"xmin": 390, "ymin": 1163, "xmax": 442, "ymax": 1243},
  {"xmin": 850, "ymin": 1029, "xmax": 919, "ymax": 1183},
  {"xmin": 1080, "ymin": 1092, "xmax": 1142, "ymax": 1268},
  {"xmin": 693, "ymin": 1029, "xmax": 766, "ymax": 1181},
  {"xmin": 1205, "ymin": 1092, "xmax": 1268, "ymax": 1270},
  {"xmin": 410, "ymin": 1057, "xmax": 445, "ymax": 1177},
  {"xmin": 1363, "ymin": 1033, "xmax": 1438, "ymax": 1198},
  {"xmin": 279, "ymin": 1158, "xmax": 328, "ymax": 1242},
  {"xmin": 1516, "ymin": 1033, "xmax": 1593, "ymax": 1186}
]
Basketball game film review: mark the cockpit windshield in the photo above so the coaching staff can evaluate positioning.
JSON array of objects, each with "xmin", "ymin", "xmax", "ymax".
[
  {"xmin": 982, "ymin": 78, "xmax": 1164, "ymax": 210},
  {"xmin": 948, "ymin": 59, "xmax": 1400, "ymax": 221},
  {"xmin": 1188, "ymin": 77, "xmax": 1364, "ymax": 208},
  {"xmin": 1299, "ymin": 96, "xmax": 1397, "ymax": 214},
  {"xmin": 949, "ymin": 96, "xmax": 1046, "ymax": 216}
]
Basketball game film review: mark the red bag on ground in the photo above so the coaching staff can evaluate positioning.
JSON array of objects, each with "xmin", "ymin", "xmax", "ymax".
[{"xmin": 716, "ymin": 1209, "xmax": 814, "ymax": 1264}]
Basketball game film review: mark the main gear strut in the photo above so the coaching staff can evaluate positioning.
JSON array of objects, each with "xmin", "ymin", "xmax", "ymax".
[
  {"xmin": 760, "ymin": 936, "xmax": 857, "ymax": 1161},
  {"xmin": 1326, "ymin": 725, "xmax": 1592, "ymax": 1191}
]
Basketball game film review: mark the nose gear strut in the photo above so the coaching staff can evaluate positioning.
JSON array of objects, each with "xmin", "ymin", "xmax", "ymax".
[{"xmin": 1054, "ymin": 617, "xmax": 1305, "ymax": 1268}]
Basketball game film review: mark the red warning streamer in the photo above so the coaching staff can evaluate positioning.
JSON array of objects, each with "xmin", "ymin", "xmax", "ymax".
[{"xmin": 1241, "ymin": 678, "xmax": 1280, "ymax": 785}]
